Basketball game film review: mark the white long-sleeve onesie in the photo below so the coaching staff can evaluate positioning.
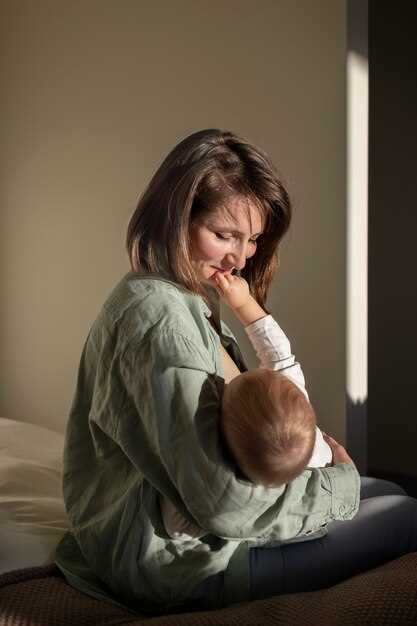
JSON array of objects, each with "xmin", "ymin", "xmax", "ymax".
[
  {"xmin": 244, "ymin": 314, "xmax": 332, "ymax": 468},
  {"xmin": 161, "ymin": 314, "xmax": 332, "ymax": 540}
]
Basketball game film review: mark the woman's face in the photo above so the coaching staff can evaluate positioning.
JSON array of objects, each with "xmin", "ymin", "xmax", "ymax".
[{"xmin": 189, "ymin": 197, "xmax": 263, "ymax": 284}]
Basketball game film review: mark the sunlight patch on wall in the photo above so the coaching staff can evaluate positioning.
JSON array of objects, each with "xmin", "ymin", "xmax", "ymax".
[{"xmin": 347, "ymin": 49, "xmax": 368, "ymax": 405}]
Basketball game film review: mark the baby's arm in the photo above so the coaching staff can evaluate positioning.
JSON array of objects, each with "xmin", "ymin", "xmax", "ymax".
[
  {"xmin": 211, "ymin": 271, "xmax": 306, "ymax": 388},
  {"xmin": 244, "ymin": 314, "xmax": 309, "ymax": 399},
  {"xmin": 211, "ymin": 272, "xmax": 332, "ymax": 467}
]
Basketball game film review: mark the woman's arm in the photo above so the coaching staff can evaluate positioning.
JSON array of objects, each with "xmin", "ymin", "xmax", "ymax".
[{"xmin": 118, "ymin": 324, "xmax": 360, "ymax": 542}]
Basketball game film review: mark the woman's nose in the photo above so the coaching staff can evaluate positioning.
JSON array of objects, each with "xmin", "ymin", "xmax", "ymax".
[{"xmin": 225, "ymin": 243, "xmax": 249, "ymax": 270}]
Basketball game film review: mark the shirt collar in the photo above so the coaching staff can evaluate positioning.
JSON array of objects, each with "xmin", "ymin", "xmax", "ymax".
[{"xmin": 126, "ymin": 269, "xmax": 214, "ymax": 319}]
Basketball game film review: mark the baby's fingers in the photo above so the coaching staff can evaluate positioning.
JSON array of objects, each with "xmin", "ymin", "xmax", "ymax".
[
  {"xmin": 213, "ymin": 273, "xmax": 232, "ymax": 295},
  {"xmin": 322, "ymin": 432, "xmax": 337, "ymax": 444}
]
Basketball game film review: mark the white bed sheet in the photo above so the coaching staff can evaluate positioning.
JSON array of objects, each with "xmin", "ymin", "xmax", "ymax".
[{"xmin": 0, "ymin": 417, "xmax": 69, "ymax": 574}]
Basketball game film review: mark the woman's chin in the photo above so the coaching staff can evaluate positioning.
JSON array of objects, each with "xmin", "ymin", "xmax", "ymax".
[{"xmin": 199, "ymin": 267, "xmax": 218, "ymax": 282}]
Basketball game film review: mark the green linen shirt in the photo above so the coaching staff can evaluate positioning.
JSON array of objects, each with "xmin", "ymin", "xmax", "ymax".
[{"xmin": 55, "ymin": 270, "xmax": 360, "ymax": 614}]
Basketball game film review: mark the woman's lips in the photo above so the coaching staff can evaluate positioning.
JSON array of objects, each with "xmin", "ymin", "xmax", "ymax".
[{"xmin": 212, "ymin": 267, "xmax": 232, "ymax": 274}]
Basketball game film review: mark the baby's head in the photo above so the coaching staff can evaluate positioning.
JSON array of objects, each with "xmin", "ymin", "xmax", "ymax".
[{"xmin": 220, "ymin": 369, "xmax": 316, "ymax": 487}]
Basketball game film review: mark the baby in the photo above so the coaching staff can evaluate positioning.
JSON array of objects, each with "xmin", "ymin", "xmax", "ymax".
[
  {"xmin": 161, "ymin": 272, "xmax": 332, "ymax": 539},
  {"xmin": 220, "ymin": 367, "xmax": 317, "ymax": 487}
]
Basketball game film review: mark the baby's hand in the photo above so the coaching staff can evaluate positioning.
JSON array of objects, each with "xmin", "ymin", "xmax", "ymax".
[
  {"xmin": 211, "ymin": 272, "xmax": 251, "ymax": 310},
  {"xmin": 322, "ymin": 433, "xmax": 356, "ymax": 466}
]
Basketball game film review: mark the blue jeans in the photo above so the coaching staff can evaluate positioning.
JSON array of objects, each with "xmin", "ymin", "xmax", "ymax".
[
  {"xmin": 188, "ymin": 477, "xmax": 417, "ymax": 609},
  {"xmin": 249, "ymin": 477, "xmax": 417, "ymax": 599}
]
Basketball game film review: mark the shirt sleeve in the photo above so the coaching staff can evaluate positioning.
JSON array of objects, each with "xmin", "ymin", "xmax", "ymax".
[
  {"xmin": 245, "ymin": 315, "xmax": 332, "ymax": 468},
  {"xmin": 244, "ymin": 314, "xmax": 309, "ymax": 398},
  {"xmin": 119, "ymin": 325, "xmax": 360, "ymax": 541}
]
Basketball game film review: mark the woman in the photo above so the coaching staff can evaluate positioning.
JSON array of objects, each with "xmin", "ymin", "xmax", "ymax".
[{"xmin": 55, "ymin": 128, "xmax": 417, "ymax": 614}]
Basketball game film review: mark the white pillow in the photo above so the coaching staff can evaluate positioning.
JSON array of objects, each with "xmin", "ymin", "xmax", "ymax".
[{"xmin": 0, "ymin": 417, "xmax": 70, "ymax": 574}]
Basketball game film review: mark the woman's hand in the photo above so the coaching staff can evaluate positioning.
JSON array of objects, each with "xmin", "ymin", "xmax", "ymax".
[
  {"xmin": 322, "ymin": 433, "xmax": 356, "ymax": 466},
  {"xmin": 210, "ymin": 272, "xmax": 251, "ymax": 311}
]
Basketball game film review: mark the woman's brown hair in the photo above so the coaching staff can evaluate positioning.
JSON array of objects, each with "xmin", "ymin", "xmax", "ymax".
[{"xmin": 126, "ymin": 128, "xmax": 292, "ymax": 309}]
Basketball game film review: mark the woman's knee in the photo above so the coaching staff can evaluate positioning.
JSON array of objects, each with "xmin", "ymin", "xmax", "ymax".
[
  {"xmin": 330, "ymin": 494, "xmax": 417, "ymax": 554},
  {"xmin": 360, "ymin": 476, "xmax": 407, "ymax": 499},
  {"xmin": 250, "ymin": 495, "xmax": 417, "ymax": 598}
]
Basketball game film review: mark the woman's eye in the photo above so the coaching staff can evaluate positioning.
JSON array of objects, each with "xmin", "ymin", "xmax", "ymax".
[
  {"xmin": 215, "ymin": 233, "xmax": 231, "ymax": 240},
  {"xmin": 214, "ymin": 232, "xmax": 258, "ymax": 244}
]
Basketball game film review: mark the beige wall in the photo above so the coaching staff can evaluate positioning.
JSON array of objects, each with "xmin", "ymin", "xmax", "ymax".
[{"xmin": 0, "ymin": 0, "xmax": 347, "ymax": 440}]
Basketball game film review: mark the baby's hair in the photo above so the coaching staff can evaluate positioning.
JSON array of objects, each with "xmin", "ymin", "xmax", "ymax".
[{"xmin": 220, "ymin": 369, "xmax": 316, "ymax": 487}]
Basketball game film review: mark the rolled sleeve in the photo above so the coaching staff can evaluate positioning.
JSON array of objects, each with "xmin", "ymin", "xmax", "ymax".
[{"xmin": 321, "ymin": 462, "xmax": 361, "ymax": 520}]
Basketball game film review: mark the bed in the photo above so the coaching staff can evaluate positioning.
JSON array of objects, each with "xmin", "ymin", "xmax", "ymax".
[{"xmin": 1, "ymin": 416, "xmax": 417, "ymax": 625}]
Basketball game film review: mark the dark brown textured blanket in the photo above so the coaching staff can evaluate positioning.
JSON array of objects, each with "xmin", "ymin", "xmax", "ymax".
[{"xmin": 1, "ymin": 553, "xmax": 417, "ymax": 626}]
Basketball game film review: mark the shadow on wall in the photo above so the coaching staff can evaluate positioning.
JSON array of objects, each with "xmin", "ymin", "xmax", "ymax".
[
  {"xmin": 347, "ymin": 393, "xmax": 417, "ymax": 498},
  {"xmin": 346, "ymin": 394, "xmax": 367, "ymax": 476}
]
